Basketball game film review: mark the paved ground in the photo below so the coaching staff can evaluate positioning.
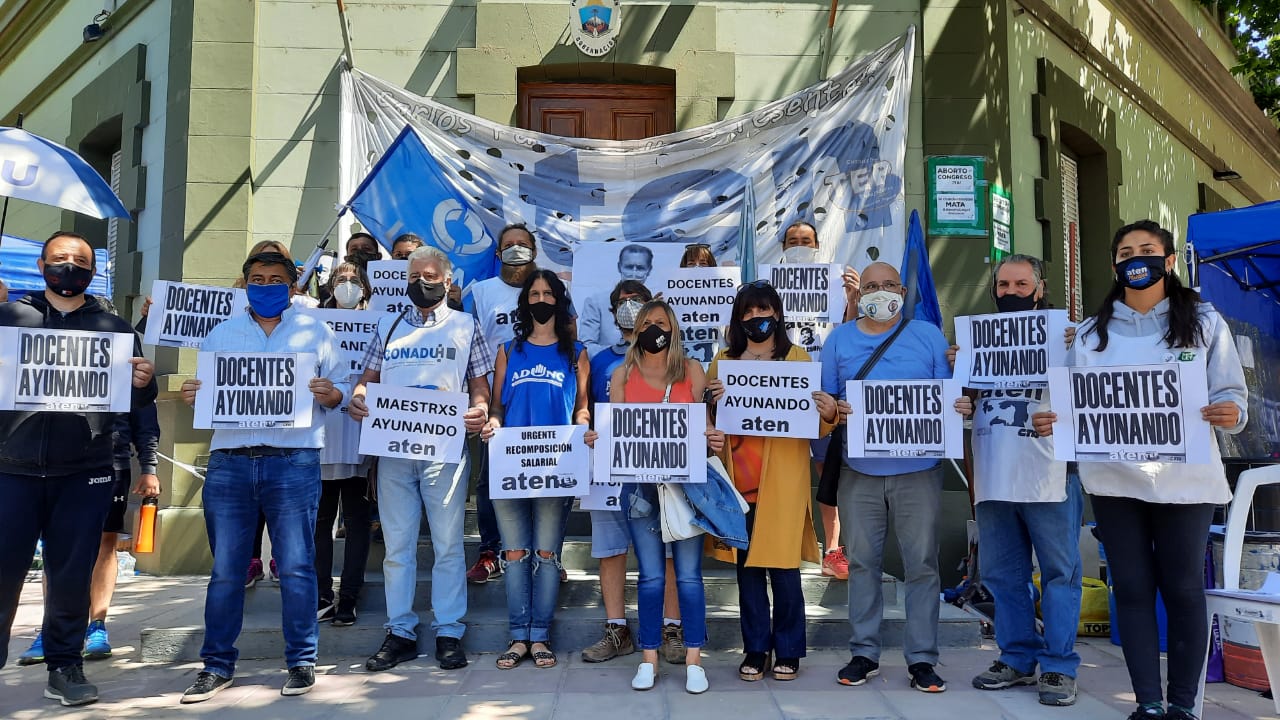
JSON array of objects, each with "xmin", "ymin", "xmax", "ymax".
[{"xmin": 3, "ymin": 576, "xmax": 1276, "ymax": 719}]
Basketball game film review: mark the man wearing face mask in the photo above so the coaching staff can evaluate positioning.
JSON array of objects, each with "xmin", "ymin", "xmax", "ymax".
[
  {"xmin": 579, "ymin": 244, "xmax": 654, "ymax": 358},
  {"xmin": 391, "ymin": 233, "xmax": 464, "ymax": 310},
  {"xmin": 0, "ymin": 232, "xmax": 157, "ymax": 707},
  {"xmin": 349, "ymin": 246, "xmax": 492, "ymax": 673},
  {"xmin": 345, "ymin": 232, "xmax": 381, "ymax": 268},
  {"xmin": 818, "ymin": 261, "xmax": 953, "ymax": 694}
]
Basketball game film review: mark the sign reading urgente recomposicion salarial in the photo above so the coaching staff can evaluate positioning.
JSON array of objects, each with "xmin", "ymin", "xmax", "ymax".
[{"xmin": 570, "ymin": 0, "xmax": 621, "ymax": 56}]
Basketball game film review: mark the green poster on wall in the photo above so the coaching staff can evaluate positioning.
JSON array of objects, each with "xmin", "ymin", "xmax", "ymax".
[
  {"xmin": 991, "ymin": 185, "xmax": 1012, "ymax": 262},
  {"xmin": 927, "ymin": 156, "xmax": 987, "ymax": 237}
]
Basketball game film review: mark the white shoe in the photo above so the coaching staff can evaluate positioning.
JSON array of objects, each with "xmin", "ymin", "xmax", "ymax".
[
  {"xmin": 631, "ymin": 662, "xmax": 656, "ymax": 691},
  {"xmin": 686, "ymin": 664, "xmax": 708, "ymax": 694}
]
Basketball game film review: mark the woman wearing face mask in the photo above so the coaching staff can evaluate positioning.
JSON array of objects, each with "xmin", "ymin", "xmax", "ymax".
[
  {"xmin": 481, "ymin": 270, "xmax": 592, "ymax": 670},
  {"xmin": 609, "ymin": 300, "xmax": 726, "ymax": 694},
  {"xmin": 1033, "ymin": 220, "xmax": 1247, "ymax": 720},
  {"xmin": 705, "ymin": 281, "xmax": 838, "ymax": 683},
  {"xmin": 679, "ymin": 244, "xmax": 718, "ymax": 268},
  {"xmin": 322, "ymin": 262, "xmax": 371, "ymax": 310}
]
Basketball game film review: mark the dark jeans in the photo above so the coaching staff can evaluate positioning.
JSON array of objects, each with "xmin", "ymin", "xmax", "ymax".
[
  {"xmin": 1091, "ymin": 495, "xmax": 1214, "ymax": 709},
  {"xmin": 736, "ymin": 505, "xmax": 806, "ymax": 658},
  {"xmin": 0, "ymin": 468, "xmax": 115, "ymax": 670},
  {"xmin": 315, "ymin": 476, "xmax": 372, "ymax": 604},
  {"xmin": 475, "ymin": 446, "xmax": 501, "ymax": 554}
]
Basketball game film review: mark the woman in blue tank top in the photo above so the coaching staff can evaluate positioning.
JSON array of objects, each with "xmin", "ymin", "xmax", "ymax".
[{"xmin": 482, "ymin": 269, "xmax": 592, "ymax": 669}]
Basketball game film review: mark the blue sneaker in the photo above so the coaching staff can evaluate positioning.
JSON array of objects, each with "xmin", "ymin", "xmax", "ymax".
[
  {"xmin": 83, "ymin": 621, "xmax": 112, "ymax": 660},
  {"xmin": 17, "ymin": 631, "xmax": 44, "ymax": 666}
]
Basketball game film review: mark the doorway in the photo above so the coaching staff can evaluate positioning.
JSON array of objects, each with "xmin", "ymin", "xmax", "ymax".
[{"xmin": 518, "ymin": 82, "xmax": 675, "ymax": 140}]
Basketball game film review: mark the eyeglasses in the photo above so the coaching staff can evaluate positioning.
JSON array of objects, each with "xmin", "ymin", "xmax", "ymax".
[
  {"xmin": 861, "ymin": 281, "xmax": 902, "ymax": 293},
  {"xmin": 737, "ymin": 279, "xmax": 772, "ymax": 292}
]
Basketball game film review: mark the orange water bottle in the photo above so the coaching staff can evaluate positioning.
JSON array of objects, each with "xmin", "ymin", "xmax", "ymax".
[{"xmin": 135, "ymin": 497, "xmax": 158, "ymax": 553}]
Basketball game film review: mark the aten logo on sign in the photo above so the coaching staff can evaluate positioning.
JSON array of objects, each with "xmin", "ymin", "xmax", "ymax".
[{"xmin": 570, "ymin": 0, "xmax": 620, "ymax": 57}]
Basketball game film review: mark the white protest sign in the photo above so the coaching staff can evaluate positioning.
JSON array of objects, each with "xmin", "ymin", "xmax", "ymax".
[
  {"xmin": 193, "ymin": 352, "xmax": 317, "ymax": 429},
  {"xmin": 1047, "ymin": 359, "xmax": 1212, "ymax": 464},
  {"xmin": 144, "ymin": 280, "xmax": 246, "ymax": 348},
  {"xmin": 0, "ymin": 328, "xmax": 134, "ymax": 412},
  {"xmin": 682, "ymin": 324, "xmax": 725, "ymax": 370},
  {"xmin": 845, "ymin": 379, "xmax": 965, "ymax": 458},
  {"xmin": 935, "ymin": 164, "xmax": 976, "ymax": 193},
  {"xmin": 937, "ymin": 195, "xmax": 976, "ymax": 222},
  {"xmin": 594, "ymin": 402, "xmax": 707, "ymax": 483},
  {"xmin": 716, "ymin": 360, "xmax": 820, "ymax": 438},
  {"xmin": 366, "ymin": 260, "xmax": 412, "ymax": 315},
  {"xmin": 759, "ymin": 263, "xmax": 846, "ymax": 323},
  {"xmin": 661, "ymin": 267, "xmax": 740, "ymax": 328},
  {"xmin": 581, "ymin": 468, "xmax": 623, "ymax": 511},
  {"xmin": 358, "ymin": 382, "xmax": 468, "ymax": 462},
  {"xmin": 489, "ymin": 425, "xmax": 590, "ymax": 499},
  {"xmin": 992, "ymin": 192, "xmax": 1011, "ymax": 226},
  {"xmin": 299, "ymin": 307, "xmax": 386, "ymax": 376},
  {"xmin": 953, "ymin": 310, "xmax": 1071, "ymax": 389},
  {"xmin": 785, "ymin": 319, "xmax": 834, "ymax": 362},
  {"xmin": 993, "ymin": 223, "xmax": 1011, "ymax": 253}
]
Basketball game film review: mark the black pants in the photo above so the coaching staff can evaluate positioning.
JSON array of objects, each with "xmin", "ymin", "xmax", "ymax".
[
  {"xmin": 736, "ymin": 505, "xmax": 807, "ymax": 659},
  {"xmin": 315, "ymin": 476, "xmax": 372, "ymax": 604},
  {"xmin": 1092, "ymin": 495, "xmax": 1214, "ymax": 709},
  {"xmin": 0, "ymin": 468, "xmax": 115, "ymax": 670}
]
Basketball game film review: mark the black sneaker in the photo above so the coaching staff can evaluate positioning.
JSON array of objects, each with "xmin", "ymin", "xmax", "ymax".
[
  {"xmin": 333, "ymin": 598, "xmax": 357, "ymax": 626},
  {"xmin": 365, "ymin": 632, "xmax": 419, "ymax": 672},
  {"xmin": 317, "ymin": 599, "xmax": 336, "ymax": 622},
  {"xmin": 281, "ymin": 666, "xmax": 315, "ymax": 696},
  {"xmin": 837, "ymin": 656, "xmax": 880, "ymax": 686},
  {"xmin": 435, "ymin": 636, "xmax": 468, "ymax": 670},
  {"xmin": 44, "ymin": 665, "xmax": 98, "ymax": 706},
  {"xmin": 1128, "ymin": 706, "xmax": 1166, "ymax": 720},
  {"xmin": 1164, "ymin": 707, "xmax": 1196, "ymax": 720},
  {"xmin": 908, "ymin": 662, "xmax": 947, "ymax": 693},
  {"xmin": 181, "ymin": 671, "xmax": 233, "ymax": 704}
]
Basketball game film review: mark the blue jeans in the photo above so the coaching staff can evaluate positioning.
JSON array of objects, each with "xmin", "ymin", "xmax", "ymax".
[
  {"xmin": 377, "ymin": 457, "xmax": 468, "ymax": 641},
  {"xmin": 623, "ymin": 485, "xmax": 706, "ymax": 651},
  {"xmin": 201, "ymin": 449, "xmax": 321, "ymax": 677},
  {"xmin": 737, "ymin": 505, "xmax": 806, "ymax": 658},
  {"xmin": 493, "ymin": 496, "xmax": 571, "ymax": 642},
  {"xmin": 975, "ymin": 474, "xmax": 1084, "ymax": 677}
]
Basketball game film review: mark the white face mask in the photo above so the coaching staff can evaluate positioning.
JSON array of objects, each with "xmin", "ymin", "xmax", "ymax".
[
  {"xmin": 333, "ymin": 281, "xmax": 364, "ymax": 309},
  {"xmin": 782, "ymin": 245, "xmax": 819, "ymax": 264},
  {"xmin": 858, "ymin": 290, "xmax": 903, "ymax": 322},
  {"xmin": 614, "ymin": 298, "xmax": 644, "ymax": 331}
]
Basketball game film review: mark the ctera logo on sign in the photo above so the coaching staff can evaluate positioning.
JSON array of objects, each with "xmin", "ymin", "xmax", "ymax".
[{"xmin": 570, "ymin": 0, "xmax": 620, "ymax": 57}]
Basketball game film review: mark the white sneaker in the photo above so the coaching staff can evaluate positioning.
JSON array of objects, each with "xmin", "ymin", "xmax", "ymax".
[
  {"xmin": 686, "ymin": 664, "xmax": 708, "ymax": 694},
  {"xmin": 631, "ymin": 662, "xmax": 656, "ymax": 691}
]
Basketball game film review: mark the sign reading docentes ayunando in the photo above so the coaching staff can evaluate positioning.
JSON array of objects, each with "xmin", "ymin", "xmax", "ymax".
[
  {"xmin": 143, "ymin": 280, "xmax": 246, "ymax": 348},
  {"xmin": 193, "ymin": 351, "xmax": 316, "ymax": 429},
  {"xmin": 367, "ymin": 260, "xmax": 412, "ymax": 316},
  {"xmin": 0, "ymin": 327, "xmax": 134, "ymax": 412},
  {"xmin": 758, "ymin": 263, "xmax": 846, "ymax": 323},
  {"xmin": 357, "ymin": 382, "xmax": 467, "ymax": 463},
  {"xmin": 488, "ymin": 425, "xmax": 589, "ymax": 499},
  {"xmin": 661, "ymin": 267, "xmax": 740, "ymax": 328},
  {"xmin": 593, "ymin": 402, "xmax": 707, "ymax": 484},
  {"xmin": 952, "ymin": 309, "xmax": 1071, "ymax": 389},
  {"xmin": 299, "ymin": 307, "xmax": 385, "ymax": 376},
  {"xmin": 845, "ymin": 379, "xmax": 965, "ymax": 458},
  {"xmin": 715, "ymin": 360, "xmax": 820, "ymax": 438}
]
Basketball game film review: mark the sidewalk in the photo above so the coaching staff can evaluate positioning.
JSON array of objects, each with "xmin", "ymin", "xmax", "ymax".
[{"xmin": 3, "ymin": 575, "xmax": 1275, "ymax": 720}]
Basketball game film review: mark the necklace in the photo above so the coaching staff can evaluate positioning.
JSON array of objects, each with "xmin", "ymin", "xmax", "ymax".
[{"xmin": 743, "ymin": 346, "xmax": 774, "ymax": 360}]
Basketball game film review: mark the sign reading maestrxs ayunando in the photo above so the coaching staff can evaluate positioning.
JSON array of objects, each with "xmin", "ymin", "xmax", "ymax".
[{"xmin": 357, "ymin": 382, "xmax": 467, "ymax": 463}]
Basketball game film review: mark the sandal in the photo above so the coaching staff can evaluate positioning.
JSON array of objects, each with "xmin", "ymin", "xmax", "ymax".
[
  {"xmin": 739, "ymin": 651, "xmax": 770, "ymax": 682},
  {"xmin": 496, "ymin": 640, "xmax": 530, "ymax": 669},
  {"xmin": 531, "ymin": 642, "xmax": 557, "ymax": 669},
  {"xmin": 772, "ymin": 657, "xmax": 799, "ymax": 681}
]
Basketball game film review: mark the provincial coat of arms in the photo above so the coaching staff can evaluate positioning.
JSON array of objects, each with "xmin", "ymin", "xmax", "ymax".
[{"xmin": 570, "ymin": 0, "xmax": 620, "ymax": 57}]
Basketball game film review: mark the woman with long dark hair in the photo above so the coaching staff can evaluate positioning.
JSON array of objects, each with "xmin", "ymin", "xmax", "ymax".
[
  {"xmin": 1034, "ymin": 220, "xmax": 1247, "ymax": 720},
  {"xmin": 482, "ymin": 269, "xmax": 591, "ymax": 670}
]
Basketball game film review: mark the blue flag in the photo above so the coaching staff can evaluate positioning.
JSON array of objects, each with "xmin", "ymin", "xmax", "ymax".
[
  {"xmin": 900, "ymin": 209, "xmax": 942, "ymax": 328},
  {"xmin": 348, "ymin": 127, "xmax": 497, "ymax": 288}
]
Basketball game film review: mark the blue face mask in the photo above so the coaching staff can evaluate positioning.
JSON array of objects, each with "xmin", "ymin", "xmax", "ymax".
[{"xmin": 246, "ymin": 283, "xmax": 291, "ymax": 319}]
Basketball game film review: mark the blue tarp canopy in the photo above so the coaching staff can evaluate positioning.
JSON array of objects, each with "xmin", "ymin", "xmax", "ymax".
[
  {"xmin": 1188, "ymin": 201, "xmax": 1280, "ymax": 320},
  {"xmin": 0, "ymin": 234, "xmax": 112, "ymax": 301}
]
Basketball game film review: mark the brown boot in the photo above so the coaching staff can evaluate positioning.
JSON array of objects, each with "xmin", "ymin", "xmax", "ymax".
[
  {"xmin": 580, "ymin": 623, "xmax": 636, "ymax": 663},
  {"xmin": 660, "ymin": 623, "xmax": 686, "ymax": 664}
]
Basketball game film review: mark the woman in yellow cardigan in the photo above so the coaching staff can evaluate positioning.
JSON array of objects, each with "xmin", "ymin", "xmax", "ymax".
[{"xmin": 707, "ymin": 280, "xmax": 838, "ymax": 683}]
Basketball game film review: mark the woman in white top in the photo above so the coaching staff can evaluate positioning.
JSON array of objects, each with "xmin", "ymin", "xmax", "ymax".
[{"xmin": 1034, "ymin": 219, "xmax": 1247, "ymax": 720}]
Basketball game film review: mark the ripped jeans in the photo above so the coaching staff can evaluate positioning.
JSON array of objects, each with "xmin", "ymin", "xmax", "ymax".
[{"xmin": 493, "ymin": 496, "xmax": 573, "ymax": 643}]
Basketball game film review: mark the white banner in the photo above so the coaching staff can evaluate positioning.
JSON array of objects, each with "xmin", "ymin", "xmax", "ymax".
[
  {"xmin": 716, "ymin": 360, "xmax": 820, "ymax": 438},
  {"xmin": 661, "ymin": 267, "xmax": 741, "ymax": 328},
  {"xmin": 593, "ymin": 402, "xmax": 707, "ymax": 483},
  {"xmin": 1047, "ymin": 360, "xmax": 1212, "ymax": 464},
  {"xmin": 144, "ymin": 280, "xmax": 246, "ymax": 348},
  {"xmin": 193, "ymin": 352, "xmax": 316, "ymax": 429},
  {"xmin": 366, "ymin": 260, "xmax": 412, "ymax": 315},
  {"xmin": 759, "ymin": 263, "xmax": 846, "ymax": 323},
  {"xmin": 0, "ymin": 327, "xmax": 134, "ymax": 412},
  {"xmin": 952, "ymin": 310, "xmax": 1072, "ymax": 388},
  {"xmin": 845, "ymin": 379, "xmax": 965, "ymax": 458},
  {"xmin": 489, "ymin": 425, "xmax": 590, "ymax": 499},
  {"xmin": 299, "ymin": 307, "xmax": 386, "ymax": 377},
  {"xmin": 358, "ymin": 382, "xmax": 468, "ymax": 462}
]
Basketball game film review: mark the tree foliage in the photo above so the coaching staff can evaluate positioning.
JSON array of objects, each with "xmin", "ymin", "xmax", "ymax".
[{"xmin": 1198, "ymin": 1, "xmax": 1280, "ymax": 119}]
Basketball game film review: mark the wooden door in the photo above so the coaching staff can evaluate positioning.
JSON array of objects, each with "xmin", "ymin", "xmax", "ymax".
[{"xmin": 519, "ymin": 82, "xmax": 675, "ymax": 140}]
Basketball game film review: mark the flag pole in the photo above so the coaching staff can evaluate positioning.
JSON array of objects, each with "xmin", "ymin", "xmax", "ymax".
[
  {"xmin": 335, "ymin": 0, "xmax": 356, "ymax": 69},
  {"xmin": 820, "ymin": 1, "xmax": 839, "ymax": 81},
  {"xmin": 296, "ymin": 207, "xmax": 348, "ymax": 291}
]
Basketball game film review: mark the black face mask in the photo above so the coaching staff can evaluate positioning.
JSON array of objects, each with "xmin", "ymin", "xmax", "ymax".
[
  {"xmin": 44, "ymin": 263, "xmax": 94, "ymax": 298},
  {"xmin": 346, "ymin": 250, "xmax": 379, "ymax": 267},
  {"xmin": 1116, "ymin": 255, "xmax": 1169, "ymax": 290},
  {"xmin": 742, "ymin": 316, "xmax": 776, "ymax": 343},
  {"xmin": 637, "ymin": 324, "xmax": 672, "ymax": 354},
  {"xmin": 994, "ymin": 293, "xmax": 1041, "ymax": 313},
  {"xmin": 528, "ymin": 301, "xmax": 556, "ymax": 324},
  {"xmin": 407, "ymin": 279, "xmax": 447, "ymax": 309}
]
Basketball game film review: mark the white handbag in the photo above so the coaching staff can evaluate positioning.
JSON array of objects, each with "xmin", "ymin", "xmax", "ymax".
[{"xmin": 657, "ymin": 482, "xmax": 703, "ymax": 543}]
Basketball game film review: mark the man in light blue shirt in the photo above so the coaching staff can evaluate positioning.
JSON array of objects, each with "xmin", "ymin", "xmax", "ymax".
[{"xmin": 178, "ymin": 251, "xmax": 347, "ymax": 703}]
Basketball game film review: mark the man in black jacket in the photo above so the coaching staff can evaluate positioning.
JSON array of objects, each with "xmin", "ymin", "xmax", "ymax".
[{"xmin": 0, "ymin": 231, "xmax": 156, "ymax": 707}]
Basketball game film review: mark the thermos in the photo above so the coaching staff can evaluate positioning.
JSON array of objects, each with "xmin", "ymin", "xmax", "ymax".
[{"xmin": 135, "ymin": 496, "xmax": 158, "ymax": 553}]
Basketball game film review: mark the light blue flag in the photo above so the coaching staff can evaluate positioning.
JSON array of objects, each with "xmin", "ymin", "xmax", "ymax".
[
  {"xmin": 900, "ymin": 209, "xmax": 942, "ymax": 328},
  {"xmin": 737, "ymin": 181, "xmax": 757, "ymax": 282}
]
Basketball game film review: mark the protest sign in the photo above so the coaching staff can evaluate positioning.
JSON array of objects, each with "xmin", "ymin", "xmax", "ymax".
[
  {"xmin": 193, "ymin": 352, "xmax": 316, "ymax": 429},
  {"xmin": 299, "ymin": 307, "xmax": 385, "ymax": 376},
  {"xmin": 953, "ymin": 310, "xmax": 1071, "ymax": 388},
  {"xmin": 488, "ymin": 425, "xmax": 590, "ymax": 499},
  {"xmin": 357, "ymin": 382, "xmax": 468, "ymax": 463},
  {"xmin": 1047, "ymin": 359, "xmax": 1212, "ymax": 463},
  {"xmin": 661, "ymin": 267, "xmax": 740, "ymax": 328},
  {"xmin": 759, "ymin": 263, "xmax": 845, "ymax": 323},
  {"xmin": 845, "ymin": 379, "xmax": 965, "ymax": 458},
  {"xmin": 366, "ymin": 260, "xmax": 412, "ymax": 315},
  {"xmin": 580, "ymin": 470, "xmax": 623, "ymax": 511},
  {"xmin": 682, "ymin": 324, "xmax": 725, "ymax": 370},
  {"xmin": 786, "ymin": 320, "xmax": 833, "ymax": 362},
  {"xmin": 594, "ymin": 402, "xmax": 707, "ymax": 483},
  {"xmin": 0, "ymin": 327, "xmax": 134, "ymax": 412},
  {"xmin": 716, "ymin": 360, "xmax": 820, "ymax": 438},
  {"xmin": 143, "ymin": 280, "xmax": 246, "ymax": 348}
]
